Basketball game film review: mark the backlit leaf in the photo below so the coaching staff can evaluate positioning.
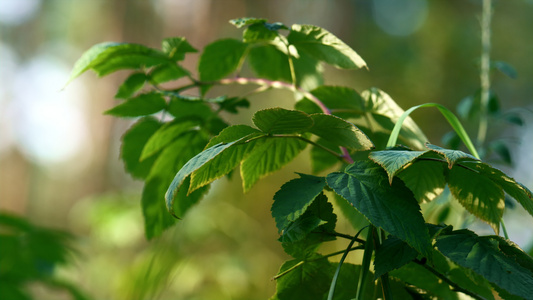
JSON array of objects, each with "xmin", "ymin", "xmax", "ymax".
[
  {"xmin": 243, "ymin": 23, "xmax": 279, "ymax": 43},
  {"xmin": 241, "ymin": 137, "xmax": 307, "ymax": 192},
  {"xmin": 448, "ymin": 163, "xmax": 504, "ymax": 233},
  {"xmin": 326, "ymin": 160, "xmax": 431, "ymax": 257},
  {"xmin": 105, "ymin": 92, "xmax": 166, "ymax": 117},
  {"xmin": 272, "ymin": 174, "xmax": 327, "ymax": 232},
  {"xmin": 140, "ymin": 121, "xmax": 197, "ymax": 160},
  {"xmin": 426, "ymin": 143, "xmax": 479, "ymax": 168},
  {"xmin": 230, "ymin": 17, "xmax": 268, "ymax": 28},
  {"xmin": 369, "ymin": 149, "xmax": 427, "ymax": 183},
  {"xmin": 149, "ymin": 64, "xmax": 189, "ymax": 84},
  {"xmin": 397, "ymin": 160, "xmax": 446, "ymax": 203},
  {"xmin": 252, "ymin": 108, "xmax": 314, "ymax": 134},
  {"xmin": 288, "ymin": 24, "xmax": 366, "ymax": 69},
  {"xmin": 436, "ymin": 229, "xmax": 533, "ymax": 299},
  {"xmin": 161, "ymin": 37, "xmax": 197, "ymax": 61},
  {"xmin": 309, "ymin": 114, "xmax": 374, "ymax": 150},
  {"xmin": 198, "ymin": 38, "xmax": 247, "ymax": 81}
]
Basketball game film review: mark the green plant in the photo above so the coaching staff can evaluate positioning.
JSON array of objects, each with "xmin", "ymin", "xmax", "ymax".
[{"xmin": 69, "ymin": 16, "xmax": 533, "ymax": 299}]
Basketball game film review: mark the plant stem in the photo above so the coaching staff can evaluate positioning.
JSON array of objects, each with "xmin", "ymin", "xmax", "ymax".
[
  {"xmin": 413, "ymin": 259, "xmax": 486, "ymax": 300},
  {"xmin": 477, "ymin": 0, "xmax": 492, "ymax": 149},
  {"xmin": 355, "ymin": 225, "xmax": 374, "ymax": 300}
]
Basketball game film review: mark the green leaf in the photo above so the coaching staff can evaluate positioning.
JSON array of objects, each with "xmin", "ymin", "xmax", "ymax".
[
  {"xmin": 217, "ymin": 97, "xmax": 250, "ymax": 114},
  {"xmin": 167, "ymin": 97, "xmax": 213, "ymax": 121},
  {"xmin": 397, "ymin": 160, "xmax": 446, "ymax": 203},
  {"xmin": 362, "ymin": 88, "xmax": 428, "ymax": 150},
  {"xmin": 326, "ymin": 160, "xmax": 432, "ymax": 257},
  {"xmin": 272, "ymin": 174, "xmax": 327, "ymax": 232},
  {"xmin": 448, "ymin": 163, "xmax": 504, "ymax": 233},
  {"xmin": 493, "ymin": 60, "xmax": 517, "ymax": 79},
  {"xmin": 248, "ymin": 44, "xmax": 291, "ymax": 82},
  {"xmin": 310, "ymin": 138, "xmax": 341, "ymax": 174},
  {"xmin": 230, "ymin": 17, "xmax": 268, "ymax": 28},
  {"xmin": 374, "ymin": 236, "xmax": 418, "ymax": 279},
  {"xmin": 161, "ymin": 37, "xmax": 197, "ymax": 61},
  {"xmin": 105, "ymin": 92, "xmax": 167, "ymax": 117},
  {"xmin": 309, "ymin": 114, "xmax": 373, "ymax": 150},
  {"xmin": 369, "ymin": 149, "xmax": 427, "ymax": 183},
  {"xmin": 309, "ymin": 86, "xmax": 365, "ymax": 117},
  {"xmin": 144, "ymin": 131, "xmax": 209, "ymax": 238},
  {"xmin": 115, "ymin": 72, "xmax": 147, "ymax": 99},
  {"xmin": 140, "ymin": 121, "xmax": 197, "ymax": 160},
  {"xmin": 462, "ymin": 161, "xmax": 533, "ymax": 218},
  {"xmin": 198, "ymin": 38, "xmax": 247, "ymax": 81},
  {"xmin": 288, "ymin": 24, "xmax": 366, "ymax": 69},
  {"xmin": 149, "ymin": 64, "xmax": 189, "ymax": 84},
  {"xmin": 252, "ymin": 108, "xmax": 314, "ymax": 134},
  {"xmin": 243, "ymin": 23, "xmax": 279, "ymax": 43},
  {"xmin": 272, "ymin": 256, "xmax": 332, "ymax": 300},
  {"xmin": 436, "ymin": 229, "xmax": 533, "ymax": 299},
  {"xmin": 68, "ymin": 42, "xmax": 172, "ymax": 83},
  {"xmin": 165, "ymin": 140, "xmax": 244, "ymax": 217},
  {"xmin": 120, "ymin": 117, "xmax": 162, "ymax": 179},
  {"xmin": 190, "ymin": 126, "xmax": 263, "ymax": 192},
  {"xmin": 426, "ymin": 143, "xmax": 479, "ymax": 168},
  {"xmin": 489, "ymin": 140, "xmax": 512, "ymax": 164},
  {"xmin": 241, "ymin": 137, "xmax": 307, "ymax": 192}
]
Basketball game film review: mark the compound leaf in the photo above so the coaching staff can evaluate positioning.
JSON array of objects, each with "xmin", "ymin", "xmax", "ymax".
[
  {"xmin": 198, "ymin": 38, "xmax": 247, "ymax": 81},
  {"xmin": 309, "ymin": 114, "xmax": 373, "ymax": 150},
  {"xmin": 105, "ymin": 92, "xmax": 166, "ymax": 117},
  {"xmin": 326, "ymin": 160, "xmax": 431, "ymax": 257},
  {"xmin": 288, "ymin": 24, "xmax": 366, "ymax": 69}
]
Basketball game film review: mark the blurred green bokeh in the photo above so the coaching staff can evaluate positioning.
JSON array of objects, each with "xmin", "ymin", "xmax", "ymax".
[{"xmin": 1, "ymin": 1, "xmax": 533, "ymax": 299}]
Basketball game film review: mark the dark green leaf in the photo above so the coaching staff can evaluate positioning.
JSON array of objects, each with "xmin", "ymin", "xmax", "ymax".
[
  {"xmin": 167, "ymin": 97, "xmax": 213, "ymax": 122},
  {"xmin": 288, "ymin": 24, "xmax": 366, "ymax": 69},
  {"xmin": 150, "ymin": 64, "xmax": 189, "ymax": 84},
  {"xmin": 243, "ymin": 23, "xmax": 279, "ymax": 43},
  {"xmin": 310, "ymin": 138, "xmax": 341, "ymax": 174},
  {"xmin": 493, "ymin": 61, "xmax": 517, "ymax": 79},
  {"xmin": 309, "ymin": 114, "xmax": 374, "ymax": 150},
  {"xmin": 217, "ymin": 97, "xmax": 250, "ymax": 114},
  {"xmin": 272, "ymin": 174, "xmax": 326, "ymax": 232},
  {"xmin": 272, "ymin": 256, "xmax": 332, "ymax": 300},
  {"xmin": 120, "ymin": 117, "xmax": 162, "ymax": 179},
  {"xmin": 369, "ymin": 149, "xmax": 427, "ymax": 183},
  {"xmin": 397, "ymin": 160, "xmax": 446, "ymax": 203},
  {"xmin": 374, "ymin": 236, "xmax": 418, "ymax": 279},
  {"xmin": 326, "ymin": 160, "xmax": 431, "ymax": 257},
  {"xmin": 115, "ymin": 72, "xmax": 147, "ymax": 99},
  {"xmin": 503, "ymin": 112, "xmax": 524, "ymax": 126},
  {"xmin": 252, "ymin": 108, "xmax": 314, "ymax": 134},
  {"xmin": 436, "ymin": 229, "xmax": 533, "ymax": 299},
  {"xmin": 489, "ymin": 140, "xmax": 512, "ymax": 164},
  {"xmin": 198, "ymin": 38, "xmax": 247, "ymax": 81},
  {"xmin": 161, "ymin": 37, "xmax": 197, "ymax": 61},
  {"xmin": 241, "ymin": 137, "xmax": 307, "ymax": 192},
  {"xmin": 105, "ymin": 92, "xmax": 167, "ymax": 117}
]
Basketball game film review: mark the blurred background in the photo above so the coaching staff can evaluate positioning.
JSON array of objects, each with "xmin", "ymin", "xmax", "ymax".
[{"xmin": 1, "ymin": 0, "xmax": 532, "ymax": 299}]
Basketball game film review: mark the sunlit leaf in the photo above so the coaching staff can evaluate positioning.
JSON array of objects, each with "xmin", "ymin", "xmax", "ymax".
[
  {"xmin": 252, "ymin": 108, "xmax": 314, "ymax": 134},
  {"xmin": 436, "ymin": 229, "xmax": 533, "ymax": 299},
  {"xmin": 115, "ymin": 72, "xmax": 147, "ymax": 99},
  {"xmin": 288, "ymin": 24, "xmax": 366, "ymax": 69},
  {"xmin": 309, "ymin": 114, "xmax": 373, "ymax": 150},
  {"xmin": 230, "ymin": 17, "xmax": 268, "ymax": 28},
  {"xmin": 105, "ymin": 92, "xmax": 167, "ymax": 117},
  {"xmin": 426, "ymin": 143, "xmax": 479, "ymax": 168},
  {"xmin": 326, "ymin": 160, "xmax": 431, "ymax": 257},
  {"xmin": 161, "ymin": 37, "xmax": 197, "ymax": 61},
  {"xmin": 272, "ymin": 174, "xmax": 326, "ymax": 232},
  {"xmin": 243, "ymin": 23, "xmax": 279, "ymax": 43},
  {"xmin": 241, "ymin": 137, "xmax": 307, "ymax": 192},
  {"xmin": 397, "ymin": 160, "xmax": 446, "ymax": 203},
  {"xmin": 149, "ymin": 63, "xmax": 189, "ymax": 84},
  {"xmin": 369, "ymin": 148, "xmax": 427, "ymax": 183},
  {"xmin": 140, "ymin": 121, "xmax": 197, "ymax": 160},
  {"xmin": 198, "ymin": 38, "xmax": 247, "ymax": 81}
]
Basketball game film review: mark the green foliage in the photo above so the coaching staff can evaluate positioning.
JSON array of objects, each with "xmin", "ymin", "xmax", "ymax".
[{"xmin": 71, "ymin": 16, "xmax": 533, "ymax": 300}]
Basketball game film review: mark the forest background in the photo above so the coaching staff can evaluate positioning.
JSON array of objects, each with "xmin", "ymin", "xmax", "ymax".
[{"xmin": 1, "ymin": 0, "xmax": 533, "ymax": 299}]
